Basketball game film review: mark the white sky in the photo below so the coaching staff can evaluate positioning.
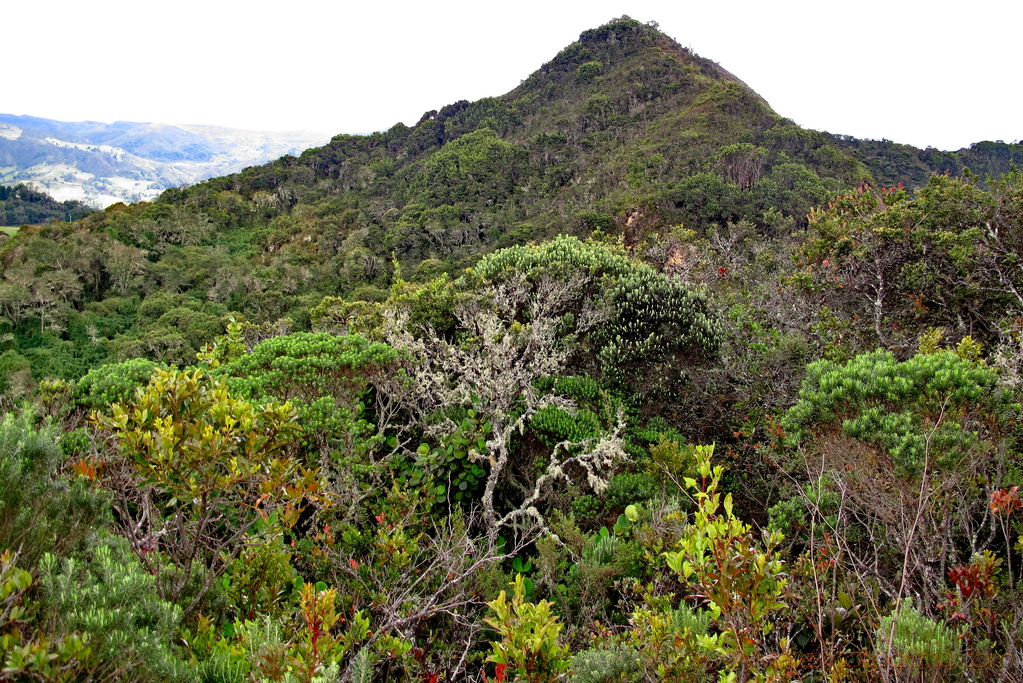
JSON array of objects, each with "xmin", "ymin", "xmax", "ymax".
[{"xmin": 6, "ymin": 0, "xmax": 1020, "ymax": 151}]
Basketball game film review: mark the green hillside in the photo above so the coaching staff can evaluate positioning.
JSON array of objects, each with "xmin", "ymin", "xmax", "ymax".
[
  {"xmin": 144, "ymin": 17, "xmax": 863, "ymax": 277},
  {"xmin": 0, "ymin": 17, "xmax": 875, "ymax": 375},
  {"xmin": 0, "ymin": 183, "xmax": 94, "ymax": 226},
  {"xmin": 1, "ymin": 18, "xmax": 1022, "ymax": 682},
  {"xmin": 829, "ymin": 134, "xmax": 1023, "ymax": 189}
]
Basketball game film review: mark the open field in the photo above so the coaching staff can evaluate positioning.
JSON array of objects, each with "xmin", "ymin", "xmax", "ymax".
[{"xmin": 1, "ymin": 226, "xmax": 20, "ymax": 235}]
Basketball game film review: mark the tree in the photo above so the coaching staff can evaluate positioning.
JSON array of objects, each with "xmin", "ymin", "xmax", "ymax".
[
  {"xmin": 793, "ymin": 171, "xmax": 1023, "ymax": 351},
  {"xmin": 92, "ymin": 367, "xmax": 315, "ymax": 615},
  {"xmin": 713, "ymin": 143, "xmax": 767, "ymax": 190},
  {"xmin": 464, "ymin": 235, "xmax": 721, "ymax": 392},
  {"xmin": 382, "ymin": 271, "xmax": 627, "ymax": 544},
  {"xmin": 211, "ymin": 329, "xmax": 401, "ymax": 457}
]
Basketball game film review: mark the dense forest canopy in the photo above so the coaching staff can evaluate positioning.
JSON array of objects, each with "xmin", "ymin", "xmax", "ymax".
[{"xmin": 1, "ymin": 16, "xmax": 1022, "ymax": 683}]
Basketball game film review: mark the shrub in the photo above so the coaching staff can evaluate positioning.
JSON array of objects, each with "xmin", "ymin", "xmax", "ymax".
[
  {"xmin": 39, "ymin": 533, "xmax": 192, "ymax": 682},
  {"xmin": 486, "ymin": 574, "xmax": 571, "ymax": 683},
  {"xmin": 874, "ymin": 602, "xmax": 962, "ymax": 683},
  {"xmin": 73, "ymin": 357, "xmax": 166, "ymax": 410},
  {"xmin": 0, "ymin": 410, "xmax": 108, "ymax": 567},
  {"xmin": 570, "ymin": 645, "xmax": 639, "ymax": 683},
  {"xmin": 575, "ymin": 61, "xmax": 603, "ymax": 82}
]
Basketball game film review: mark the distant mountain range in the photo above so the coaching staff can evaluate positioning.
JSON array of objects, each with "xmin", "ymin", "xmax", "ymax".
[{"xmin": 0, "ymin": 114, "xmax": 331, "ymax": 207}]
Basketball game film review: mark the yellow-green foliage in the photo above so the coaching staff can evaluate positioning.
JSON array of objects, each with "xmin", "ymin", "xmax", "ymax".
[
  {"xmin": 663, "ymin": 445, "xmax": 794, "ymax": 681},
  {"xmin": 785, "ymin": 349, "xmax": 1015, "ymax": 475},
  {"xmin": 486, "ymin": 574, "xmax": 571, "ymax": 683},
  {"xmin": 93, "ymin": 367, "xmax": 315, "ymax": 612},
  {"xmin": 96, "ymin": 367, "xmax": 304, "ymax": 513}
]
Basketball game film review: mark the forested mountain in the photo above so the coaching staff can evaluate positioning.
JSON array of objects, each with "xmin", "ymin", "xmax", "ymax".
[
  {"xmin": 0, "ymin": 183, "xmax": 94, "ymax": 226},
  {"xmin": 0, "ymin": 113, "xmax": 330, "ymax": 207},
  {"xmin": 829, "ymin": 134, "xmax": 1023, "ymax": 189},
  {"xmin": 1, "ymin": 16, "xmax": 1022, "ymax": 683},
  {"xmin": 161, "ymin": 18, "xmax": 863, "ymax": 272},
  {"xmin": 0, "ymin": 16, "xmax": 875, "ymax": 378}
]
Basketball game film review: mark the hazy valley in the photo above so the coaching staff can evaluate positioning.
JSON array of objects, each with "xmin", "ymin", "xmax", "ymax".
[{"xmin": 0, "ymin": 114, "xmax": 331, "ymax": 207}]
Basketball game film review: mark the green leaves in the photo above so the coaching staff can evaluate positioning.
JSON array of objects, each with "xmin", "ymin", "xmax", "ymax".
[
  {"xmin": 398, "ymin": 408, "xmax": 493, "ymax": 505},
  {"xmin": 485, "ymin": 575, "xmax": 570, "ymax": 683},
  {"xmin": 213, "ymin": 331, "xmax": 400, "ymax": 452},
  {"xmin": 466, "ymin": 235, "xmax": 720, "ymax": 398},
  {"xmin": 92, "ymin": 367, "xmax": 314, "ymax": 610},
  {"xmin": 663, "ymin": 444, "xmax": 790, "ymax": 677},
  {"xmin": 414, "ymin": 128, "xmax": 526, "ymax": 207},
  {"xmin": 512, "ymin": 557, "xmax": 533, "ymax": 574},
  {"xmin": 785, "ymin": 349, "xmax": 1012, "ymax": 475}
]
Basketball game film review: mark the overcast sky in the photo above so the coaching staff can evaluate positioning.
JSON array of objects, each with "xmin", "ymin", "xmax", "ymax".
[{"xmin": 6, "ymin": 0, "xmax": 1019, "ymax": 151}]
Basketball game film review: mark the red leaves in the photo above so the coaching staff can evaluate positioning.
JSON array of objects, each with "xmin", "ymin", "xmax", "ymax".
[
  {"xmin": 814, "ymin": 543, "xmax": 838, "ymax": 572},
  {"xmin": 990, "ymin": 486, "xmax": 1021, "ymax": 515},
  {"xmin": 482, "ymin": 663, "xmax": 507, "ymax": 683},
  {"xmin": 948, "ymin": 560, "xmax": 996, "ymax": 601}
]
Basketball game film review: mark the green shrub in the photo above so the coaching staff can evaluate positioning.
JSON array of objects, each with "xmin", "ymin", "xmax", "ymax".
[
  {"xmin": 214, "ymin": 332, "xmax": 399, "ymax": 454},
  {"xmin": 874, "ymin": 602, "xmax": 962, "ymax": 683},
  {"xmin": 784, "ymin": 349, "xmax": 1013, "ymax": 475},
  {"xmin": 602, "ymin": 472, "xmax": 657, "ymax": 511},
  {"xmin": 486, "ymin": 574, "xmax": 571, "ymax": 683},
  {"xmin": 73, "ymin": 357, "xmax": 166, "ymax": 411},
  {"xmin": 0, "ymin": 410, "xmax": 108, "ymax": 567},
  {"xmin": 575, "ymin": 61, "xmax": 603, "ymax": 82},
  {"xmin": 570, "ymin": 645, "xmax": 639, "ymax": 683},
  {"xmin": 39, "ymin": 533, "xmax": 193, "ymax": 682}
]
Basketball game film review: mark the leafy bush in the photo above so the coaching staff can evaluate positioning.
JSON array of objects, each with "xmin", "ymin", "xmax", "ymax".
[
  {"xmin": 465, "ymin": 236, "xmax": 721, "ymax": 395},
  {"xmin": 663, "ymin": 444, "xmax": 795, "ymax": 680},
  {"xmin": 785, "ymin": 349, "xmax": 1014, "ymax": 475},
  {"xmin": 486, "ymin": 574, "xmax": 571, "ymax": 683},
  {"xmin": 874, "ymin": 602, "xmax": 962, "ymax": 683},
  {"xmin": 215, "ymin": 332, "xmax": 400, "ymax": 455},
  {"xmin": 39, "ymin": 533, "xmax": 192, "ymax": 682},
  {"xmin": 0, "ymin": 549, "xmax": 96, "ymax": 682},
  {"xmin": 73, "ymin": 357, "xmax": 166, "ymax": 410},
  {"xmin": 594, "ymin": 267, "xmax": 721, "ymax": 386},
  {"xmin": 570, "ymin": 645, "xmax": 639, "ymax": 683},
  {"xmin": 0, "ymin": 410, "xmax": 108, "ymax": 567},
  {"xmin": 575, "ymin": 61, "xmax": 603, "ymax": 83},
  {"xmin": 93, "ymin": 367, "xmax": 311, "ymax": 615}
]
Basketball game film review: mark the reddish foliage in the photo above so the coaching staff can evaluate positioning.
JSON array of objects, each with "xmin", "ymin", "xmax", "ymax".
[{"xmin": 990, "ymin": 486, "xmax": 1021, "ymax": 515}]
